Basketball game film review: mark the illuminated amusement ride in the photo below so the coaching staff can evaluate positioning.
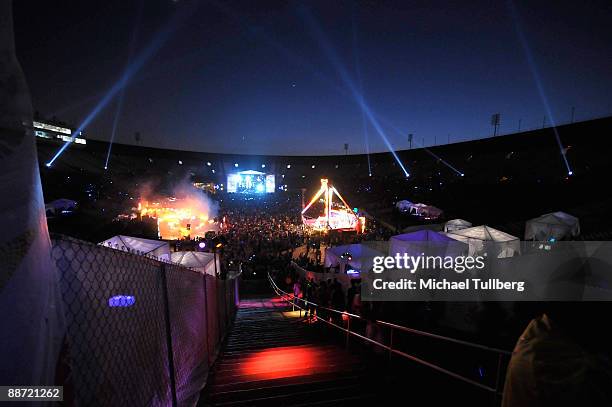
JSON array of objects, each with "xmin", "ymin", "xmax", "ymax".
[{"xmin": 302, "ymin": 179, "xmax": 366, "ymax": 233}]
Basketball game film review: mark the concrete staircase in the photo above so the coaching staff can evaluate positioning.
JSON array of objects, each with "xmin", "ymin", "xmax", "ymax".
[{"xmin": 199, "ymin": 298, "xmax": 380, "ymax": 406}]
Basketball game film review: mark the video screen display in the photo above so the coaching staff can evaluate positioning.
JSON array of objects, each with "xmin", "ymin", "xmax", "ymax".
[{"xmin": 227, "ymin": 171, "xmax": 275, "ymax": 193}]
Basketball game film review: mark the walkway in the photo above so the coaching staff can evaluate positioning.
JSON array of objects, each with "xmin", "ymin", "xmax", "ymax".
[{"xmin": 198, "ymin": 298, "xmax": 381, "ymax": 406}]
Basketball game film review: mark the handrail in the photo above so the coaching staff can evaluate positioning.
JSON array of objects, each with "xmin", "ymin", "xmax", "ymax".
[
  {"xmin": 268, "ymin": 273, "xmax": 510, "ymax": 397},
  {"xmin": 376, "ymin": 320, "xmax": 512, "ymax": 356},
  {"xmin": 275, "ymin": 270, "xmax": 510, "ymax": 355}
]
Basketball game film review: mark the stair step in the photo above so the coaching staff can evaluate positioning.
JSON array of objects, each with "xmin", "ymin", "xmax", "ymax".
[
  {"xmin": 198, "ymin": 296, "xmax": 385, "ymax": 407},
  {"xmin": 207, "ymin": 383, "xmax": 369, "ymax": 406}
]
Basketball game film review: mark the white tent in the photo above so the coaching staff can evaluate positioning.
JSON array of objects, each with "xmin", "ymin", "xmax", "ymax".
[
  {"xmin": 444, "ymin": 219, "xmax": 472, "ymax": 233},
  {"xmin": 324, "ymin": 243, "xmax": 385, "ymax": 273},
  {"xmin": 395, "ymin": 200, "xmax": 442, "ymax": 219},
  {"xmin": 47, "ymin": 198, "xmax": 77, "ymax": 210},
  {"xmin": 445, "ymin": 225, "xmax": 520, "ymax": 258},
  {"xmin": 45, "ymin": 198, "xmax": 77, "ymax": 215},
  {"xmin": 171, "ymin": 251, "xmax": 218, "ymax": 276},
  {"xmin": 99, "ymin": 235, "xmax": 171, "ymax": 261},
  {"xmin": 410, "ymin": 203, "xmax": 443, "ymax": 219},
  {"xmin": 389, "ymin": 230, "xmax": 468, "ymax": 258},
  {"xmin": 396, "ymin": 200, "xmax": 413, "ymax": 212},
  {"xmin": 525, "ymin": 211, "xmax": 580, "ymax": 241}
]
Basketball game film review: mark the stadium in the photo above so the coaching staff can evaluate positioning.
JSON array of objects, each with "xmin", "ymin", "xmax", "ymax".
[{"xmin": 37, "ymin": 115, "xmax": 612, "ymax": 242}]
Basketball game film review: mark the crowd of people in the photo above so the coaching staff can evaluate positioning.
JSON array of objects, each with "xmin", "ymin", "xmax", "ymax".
[
  {"xmin": 291, "ymin": 275, "xmax": 362, "ymax": 315},
  {"xmin": 215, "ymin": 194, "xmax": 306, "ymax": 278},
  {"xmin": 211, "ymin": 192, "xmax": 394, "ymax": 280}
]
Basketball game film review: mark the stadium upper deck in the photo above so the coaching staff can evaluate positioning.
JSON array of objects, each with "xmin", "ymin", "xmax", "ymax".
[{"xmin": 36, "ymin": 116, "xmax": 612, "ymax": 240}]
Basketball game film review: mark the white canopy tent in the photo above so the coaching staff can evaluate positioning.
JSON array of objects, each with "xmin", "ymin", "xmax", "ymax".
[
  {"xmin": 525, "ymin": 211, "xmax": 580, "ymax": 241},
  {"xmin": 445, "ymin": 225, "xmax": 520, "ymax": 258},
  {"xmin": 410, "ymin": 203, "xmax": 443, "ymax": 219},
  {"xmin": 99, "ymin": 235, "xmax": 171, "ymax": 261},
  {"xmin": 389, "ymin": 230, "xmax": 468, "ymax": 258},
  {"xmin": 171, "ymin": 251, "xmax": 218, "ymax": 276},
  {"xmin": 45, "ymin": 198, "xmax": 77, "ymax": 215},
  {"xmin": 444, "ymin": 219, "xmax": 472, "ymax": 233},
  {"xmin": 396, "ymin": 200, "xmax": 413, "ymax": 212},
  {"xmin": 324, "ymin": 243, "xmax": 385, "ymax": 273}
]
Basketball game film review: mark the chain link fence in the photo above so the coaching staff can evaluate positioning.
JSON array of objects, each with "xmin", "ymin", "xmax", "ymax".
[{"xmin": 51, "ymin": 235, "xmax": 238, "ymax": 406}]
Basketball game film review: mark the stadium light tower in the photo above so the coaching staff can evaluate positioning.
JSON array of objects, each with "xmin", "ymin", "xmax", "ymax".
[{"xmin": 491, "ymin": 113, "xmax": 501, "ymax": 137}]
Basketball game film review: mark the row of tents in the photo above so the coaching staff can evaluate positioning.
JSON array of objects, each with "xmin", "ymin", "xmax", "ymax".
[
  {"xmin": 443, "ymin": 211, "xmax": 580, "ymax": 242},
  {"xmin": 99, "ymin": 211, "xmax": 580, "ymax": 276},
  {"xmin": 99, "ymin": 235, "xmax": 219, "ymax": 276},
  {"xmin": 325, "ymin": 211, "xmax": 581, "ymax": 273}
]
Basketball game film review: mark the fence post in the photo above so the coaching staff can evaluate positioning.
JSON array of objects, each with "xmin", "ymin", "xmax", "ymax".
[
  {"xmin": 494, "ymin": 353, "xmax": 504, "ymax": 405},
  {"xmin": 217, "ymin": 280, "xmax": 222, "ymax": 345},
  {"xmin": 345, "ymin": 316, "xmax": 350, "ymax": 349},
  {"xmin": 160, "ymin": 263, "xmax": 178, "ymax": 407},
  {"xmin": 203, "ymin": 274, "xmax": 210, "ymax": 368},
  {"xmin": 225, "ymin": 281, "xmax": 230, "ymax": 329}
]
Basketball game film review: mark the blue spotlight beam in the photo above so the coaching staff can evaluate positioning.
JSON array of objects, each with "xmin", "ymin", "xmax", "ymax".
[
  {"xmin": 105, "ymin": 1, "xmax": 144, "ymax": 170},
  {"xmin": 351, "ymin": 11, "xmax": 372, "ymax": 176},
  {"xmin": 507, "ymin": 0, "xmax": 572, "ymax": 175},
  {"xmin": 380, "ymin": 118, "xmax": 465, "ymax": 176},
  {"xmin": 46, "ymin": 2, "xmax": 198, "ymax": 167},
  {"xmin": 104, "ymin": 89, "xmax": 127, "ymax": 170},
  {"xmin": 210, "ymin": 0, "xmax": 365, "ymax": 109},
  {"xmin": 299, "ymin": 6, "xmax": 409, "ymax": 177},
  {"xmin": 419, "ymin": 145, "xmax": 464, "ymax": 176},
  {"xmin": 212, "ymin": 0, "xmax": 395, "ymax": 169}
]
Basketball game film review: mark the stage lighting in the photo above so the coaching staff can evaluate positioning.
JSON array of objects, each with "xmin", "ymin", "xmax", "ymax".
[
  {"xmin": 261, "ymin": 164, "xmax": 266, "ymax": 168},
  {"xmin": 207, "ymin": 162, "xmax": 212, "ymax": 166},
  {"xmin": 45, "ymin": 163, "xmax": 51, "ymax": 168},
  {"xmin": 300, "ymin": 7, "xmax": 410, "ymax": 178},
  {"xmin": 234, "ymin": 163, "xmax": 239, "ymax": 167},
  {"xmin": 287, "ymin": 164, "xmax": 291, "ymax": 169},
  {"xmin": 48, "ymin": 1, "xmax": 199, "ymax": 167},
  {"xmin": 568, "ymin": 171, "xmax": 573, "ymax": 176},
  {"xmin": 311, "ymin": 165, "xmax": 315, "ymax": 169},
  {"xmin": 508, "ymin": 0, "xmax": 573, "ymax": 176}
]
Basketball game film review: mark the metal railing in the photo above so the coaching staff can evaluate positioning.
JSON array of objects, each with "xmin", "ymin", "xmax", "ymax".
[{"xmin": 267, "ymin": 273, "xmax": 511, "ymax": 402}]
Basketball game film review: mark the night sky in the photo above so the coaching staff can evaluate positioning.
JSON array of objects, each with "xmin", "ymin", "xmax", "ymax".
[{"xmin": 13, "ymin": 0, "xmax": 612, "ymax": 155}]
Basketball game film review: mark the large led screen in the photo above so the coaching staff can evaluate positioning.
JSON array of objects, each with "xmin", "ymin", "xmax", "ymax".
[{"xmin": 227, "ymin": 171, "xmax": 274, "ymax": 193}]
